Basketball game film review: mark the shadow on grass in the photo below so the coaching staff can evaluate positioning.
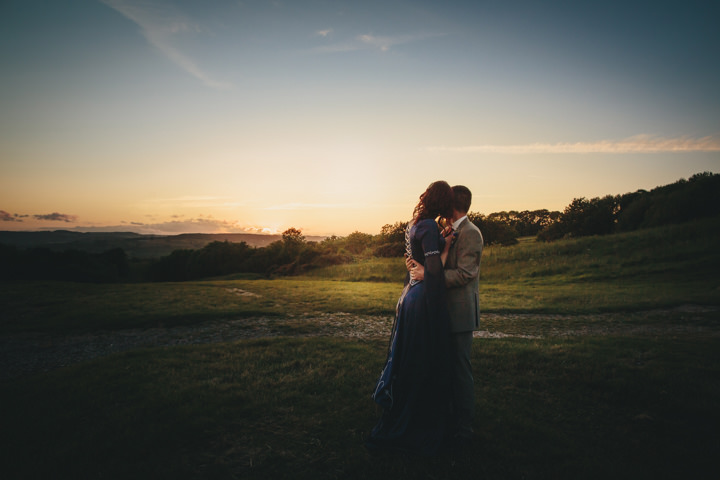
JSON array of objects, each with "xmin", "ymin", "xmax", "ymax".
[{"xmin": 2, "ymin": 336, "xmax": 719, "ymax": 479}]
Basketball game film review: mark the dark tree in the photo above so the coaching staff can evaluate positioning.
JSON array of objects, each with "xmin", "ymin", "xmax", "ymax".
[
  {"xmin": 467, "ymin": 212, "xmax": 519, "ymax": 246},
  {"xmin": 282, "ymin": 227, "xmax": 305, "ymax": 245},
  {"xmin": 378, "ymin": 222, "xmax": 408, "ymax": 244}
]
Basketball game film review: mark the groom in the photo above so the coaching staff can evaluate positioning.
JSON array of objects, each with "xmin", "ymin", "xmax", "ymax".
[{"xmin": 408, "ymin": 184, "xmax": 484, "ymax": 445}]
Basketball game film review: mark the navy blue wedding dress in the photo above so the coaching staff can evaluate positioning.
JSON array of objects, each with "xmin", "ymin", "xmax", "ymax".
[{"xmin": 367, "ymin": 218, "xmax": 452, "ymax": 455}]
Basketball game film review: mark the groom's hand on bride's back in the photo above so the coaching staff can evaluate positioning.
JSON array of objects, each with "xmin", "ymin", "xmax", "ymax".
[
  {"xmin": 404, "ymin": 255, "xmax": 425, "ymax": 281},
  {"xmin": 410, "ymin": 263, "xmax": 425, "ymax": 282},
  {"xmin": 405, "ymin": 254, "xmax": 416, "ymax": 271}
]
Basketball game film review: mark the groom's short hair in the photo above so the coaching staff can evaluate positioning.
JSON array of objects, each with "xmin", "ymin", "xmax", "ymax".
[{"xmin": 452, "ymin": 185, "xmax": 472, "ymax": 214}]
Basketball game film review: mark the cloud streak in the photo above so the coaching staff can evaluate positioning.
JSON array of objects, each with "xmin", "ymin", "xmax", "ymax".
[
  {"xmin": 358, "ymin": 34, "xmax": 415, "ymax": 52},
  {"xmin": 425, "ymin": 135, "xmax": 720, "ymax": 154},
  {"xmin": 80, "ymin": 217, "xmax": 283, "ymax": 235},
  {"xmin": 34, "ymin": 212, "xmax": 79, "ymax": 222},
  {"xmin": 101, "ymin": 0, "xmax": 230, "ymax": 89},
  {"xmin": 264, "ymin": 202, "xmax": 362, "ymax": 210},
  {"xmin": 312, "ymin": 32, "xmax": 443, "ymax": 53},
  {"xmin": 1, "ymin": 210, "xmax": 22, "ymax": 222},
  {"xmin": 130, "ymin": 217, "xmax": 245, "ymax": 234},
  {"xmin": 138, "ymin": 196, "xmax": 244, "ymax": 209}
]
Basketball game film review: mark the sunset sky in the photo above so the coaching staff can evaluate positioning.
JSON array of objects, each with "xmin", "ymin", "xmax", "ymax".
[{"xmin": 2, "ymin": 0, "xmax": 718, "ymax": 236}]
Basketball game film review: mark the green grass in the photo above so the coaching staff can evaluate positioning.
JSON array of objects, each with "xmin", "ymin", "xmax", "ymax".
[
  {"xmin": 2, "ymin": 218, "xmax": 719, "ymax": 334},
  {"xmin": 2, "ymin": 276, "xmax": 712, "ymax": 335},
  {"xmin": 300, "ymin": 257, "xmax": 407, "ymax": 282},
  {"xmin": 481, "ymin": 218, "xmax": 720, "ymax": 283},
  {"xmin": 303, "ymin": 216, "xmax": 720, "ymax": 286},
  {"xmin": 2, "ymin": 218, "xmax": 720, "ymax": 478},
  {"xmin": 301, "ymin": 217, "xmax": 720, "ymax": 313},
  {"xmin": 2, "ymin": 336, "xmax": 719, "ymax": 479},
  {"xmin": 0, "ymin": 280, "xmax": 399, "ymax": 334}
]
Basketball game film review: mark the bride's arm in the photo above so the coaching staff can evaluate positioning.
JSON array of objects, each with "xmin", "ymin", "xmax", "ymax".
[{"xmin": 412, "ymin": 226, "xmax": 451, "ymax": 281}]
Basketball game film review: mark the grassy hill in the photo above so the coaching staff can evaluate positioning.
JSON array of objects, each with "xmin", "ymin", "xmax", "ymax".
[
  {"xmin": 299, "ymin": 216, "xmax": 720, "ymax": 312},
  {"xmin": 302, "ymin": 215, "xmax": 720, "ymax": 284}
]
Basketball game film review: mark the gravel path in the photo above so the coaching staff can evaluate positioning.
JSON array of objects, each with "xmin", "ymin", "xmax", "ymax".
[{"xmin": 1, "ymin": 306, "xmax": 718, "ymax": 381}]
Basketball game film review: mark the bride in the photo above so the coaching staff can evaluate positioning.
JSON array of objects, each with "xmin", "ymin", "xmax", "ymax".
[{"xmin": 366, "ymin": 180, "xmax": 454, "ymax": 455}]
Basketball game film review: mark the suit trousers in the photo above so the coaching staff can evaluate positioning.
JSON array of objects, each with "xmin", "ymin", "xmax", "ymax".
[{"xmin": 451, "ymin": 330, "xmax": 475, "ymax": 437}]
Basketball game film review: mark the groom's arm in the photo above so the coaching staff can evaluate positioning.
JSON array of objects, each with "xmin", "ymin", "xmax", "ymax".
[{"xmin": 444, "ymin": 228, "xmax": 482, "ymax": 289}]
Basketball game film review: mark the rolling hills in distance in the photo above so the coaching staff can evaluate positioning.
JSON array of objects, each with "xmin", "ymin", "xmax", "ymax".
[{"xmin": 0, "ymin": 230, "xmax": 327, "ymax": 259}]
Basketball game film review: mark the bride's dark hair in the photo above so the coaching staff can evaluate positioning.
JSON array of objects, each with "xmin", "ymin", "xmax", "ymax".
[{"xmin": 412, "ymin": 180, "xmax": 454, "ymax": 224}]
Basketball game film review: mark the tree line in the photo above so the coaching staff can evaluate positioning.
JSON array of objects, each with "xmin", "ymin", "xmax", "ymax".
[
  {"xmin": 1, "ymin": 172, "xmax": 717, "ymax": 282},
  {"xmin": 0, "ymin": 245, "xmax": 130, "ymax": 283},
  {"xmin": 535, "ymin": 171, "xmax": 720, "ymax": 241}
]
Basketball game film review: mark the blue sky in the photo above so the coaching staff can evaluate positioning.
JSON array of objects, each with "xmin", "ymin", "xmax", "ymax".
[{"xmin": 1, "ymin": 0, "xmax": 718, "ymax": 235}]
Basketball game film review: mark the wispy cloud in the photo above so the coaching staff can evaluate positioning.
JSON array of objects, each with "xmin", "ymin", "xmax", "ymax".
[
  {"xmin": 138, "ymin": 196, "xmax": 244, "ymax": 209},
  {"xmin": 134, "ymin": 217, "xmax": 244, "ymax": 233},
  {"xmin": 315, "ymin": 29, "xmax": 332, "ymax": 37},
  {"xmin": 79, "ymin": 217, "xmax": 251, "ymax": 234},
  {"xmin": 312, "ymin": 32, "xmax": 443, "ymax": 53},
  {"xmin": 425, "ymin": 135, "xmax": 720, "ymax": 154},
  {"xmin": 264, "ymin": 202, "xmax": 362, "ymax": 210},
  {"xmin": 34, "ymin": 212, "xmax": 79, "ymax": 222},
  {"xmin": 101, "ymin": 0, "xmax": 231, "ymax": 89},
  {"xmin": 358, "ymin": 34, "xmax": 407, "ymax": 52},
  {"xmin": 242, "ymin": 226, "xmax": 279, "ymax": 234},
  {"xmin": 72, "ymin": 220, "xmax": 283, "ymax": 236}
]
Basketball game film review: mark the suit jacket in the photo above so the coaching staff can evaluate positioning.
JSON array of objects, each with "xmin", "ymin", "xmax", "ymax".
[{"xmin": 444, "ymin": 217, "xmax": 484, "ymax": 333}]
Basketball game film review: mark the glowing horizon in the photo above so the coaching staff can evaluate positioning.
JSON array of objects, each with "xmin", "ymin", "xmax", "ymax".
[
  {"xmin": 1, "ymin": 165, "xmax": 717, "ymax": 237},
  {"xmin": 1, "ymin": 1, "xmax": 718, "ymax": 237}
]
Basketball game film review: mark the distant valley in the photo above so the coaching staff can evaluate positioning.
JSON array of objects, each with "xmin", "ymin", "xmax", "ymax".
[{"xmin": 0, "ymin": 230, "xmax": 327, "ymax": 259}]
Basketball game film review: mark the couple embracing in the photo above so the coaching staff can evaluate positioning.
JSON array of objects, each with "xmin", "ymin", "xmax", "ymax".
[{"xmin": 367, "ymin": 181, "xmax": 484, "ymax": 456}]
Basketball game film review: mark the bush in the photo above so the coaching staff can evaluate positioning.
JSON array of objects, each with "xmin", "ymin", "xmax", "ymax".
[
  {"xmin": 344, "ymin": 231, "xmax": 374, "ymax": 255},
  {"xmin": 373, "ymin": 242, "xmax": 406, "ymax": 258}
]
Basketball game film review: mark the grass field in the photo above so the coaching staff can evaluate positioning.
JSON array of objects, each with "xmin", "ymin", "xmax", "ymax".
[
  {"xmin": 1, "ymin": 217, "xmax": 719, "ymax": 478},
  {"xmin": 2, "ymin": 218, "xmax": 719, "ymax": 335},
  {"xmin": 3, "ymin": 336, "xmax": 718, "ymax": 479}
]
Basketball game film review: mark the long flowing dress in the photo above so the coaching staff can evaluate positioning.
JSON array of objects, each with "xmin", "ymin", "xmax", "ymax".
[{"xmin": 367, "ymin": 218, "xmax": 452, "ymax": 455}]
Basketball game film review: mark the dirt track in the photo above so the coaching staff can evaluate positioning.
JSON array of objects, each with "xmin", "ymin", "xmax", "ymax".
[{"xmin": 1, "ymin": 306, "xmax": 718, "ymax": 381}]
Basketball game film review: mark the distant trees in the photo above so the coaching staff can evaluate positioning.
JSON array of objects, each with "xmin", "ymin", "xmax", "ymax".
[
  {"xmin": 466, "ymin": 210, "xmax": 561, "ymax": 246},
  {"xmin": 373, "ymin": 222, "xmax": 408, "ymax": 257},
  {"xmin": 344, "ymin": 231, "xmax": 374, "ymax": 255},
  {"xmin": 618, "ymin": 172, "xmax": 720, "ymax": 230},
  {"xmin": 3, "ymin": 173, "xmax": 717, "ymax": 282},
  {"xmin": 538, "ymin": 172, "xmax": 720, "ymax": 241},
  {"xmin": 146, "ymin": 241, "xmax": 255, "ymax": 281},
  {"xmin": 146, "ymin": 228, "xmax": 353, "ymax": 281},
  {"xmin": 0, "ymin": 245, "xmax": 129, "ymax": 282},
  {"xmin": 485, "ymin": 210, "xmax": 561, "ymax": 237},
  {"xmin": 144, "ymin": 224, "xmax": 409, "ymax": 281},
  {"xmin": 536, "ymin": 196, "xmax": 618, "ymax": 241}
]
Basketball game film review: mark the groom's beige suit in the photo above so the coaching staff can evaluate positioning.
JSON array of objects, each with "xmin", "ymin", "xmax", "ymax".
[
  {"xmin": 445, "ymin": 217, "xmax": 483, "ymax": 331},
  {"xmin": 444, "ymin": 216, "xmax": 483, "ymax": 437}
]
